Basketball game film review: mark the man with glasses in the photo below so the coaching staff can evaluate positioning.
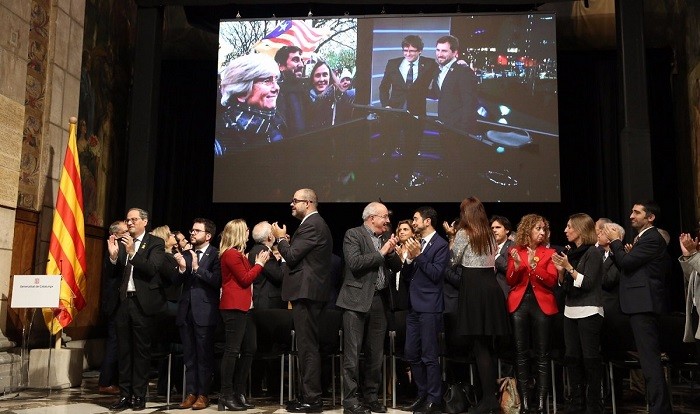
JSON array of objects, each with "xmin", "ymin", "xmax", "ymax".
[
  {"xmin": 336, "ymin": 202, "xmax": 402, "ymax": 414},
  {"xmin": 272, "ymin": 189, "xmax": 333, "ymax": 413},
  {"xmin": 106, "ymin": 208, "xmax": 166, "ymax": 410},
  {"xmin": 172, "ymin": 218, "xmax": 221, "ymax": 409}
]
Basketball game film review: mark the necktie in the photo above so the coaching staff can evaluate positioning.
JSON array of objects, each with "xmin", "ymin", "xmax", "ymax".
[
  {"xmin": 120, "ymin": 261, "xmax": 133, "ymax": 301},
  {"xmin": 373, "ymin": 235, "xmax": 386, "ymax": 290},
  {"xmin": 406, "ymin": 62, "xmax": 414, "ymax": 85},
  {"xmin": 196, "ymin": 250, "xmax": 203, "ymax": 262},
  {"xmin": 420, "ymin": 238, "xmax": 427, "ymax": 252}
]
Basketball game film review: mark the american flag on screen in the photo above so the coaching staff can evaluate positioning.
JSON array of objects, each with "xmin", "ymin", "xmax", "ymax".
[{"xmin": 255, "ymin": 20, "xmax": 329, "ymax": 55}]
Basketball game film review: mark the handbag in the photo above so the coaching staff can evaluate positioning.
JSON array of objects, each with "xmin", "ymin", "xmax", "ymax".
[
  {"xmin": 498, "ymin": 377, "xmax": 521, "ymax": 414},
  {"xmin": 443, "ymin": 382, "xmax": 469, "ymax": 414}
]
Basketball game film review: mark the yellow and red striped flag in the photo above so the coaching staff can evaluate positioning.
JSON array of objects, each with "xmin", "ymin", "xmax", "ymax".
[{"xmin": 42, "ymin": 117, "xmax": 87, "ymax": 334}]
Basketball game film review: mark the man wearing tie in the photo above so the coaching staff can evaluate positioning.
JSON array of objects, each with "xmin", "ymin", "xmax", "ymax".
[
  {"xmin": 603, "ymin": 201, "xmax": 672, "ymax": 414},
  {"xmin": 172, "ymin": 218, "xmax": 221, "ymax": 410},
  {"xmin": 107, "ymin": 208, "xmax": 166, "ymax": 410},
  {"xmin": 249, "ymin": 221, "xmax": 287, "ymax": 310},
  {"xmin": 272, "ymin": 188, "xmax": 333, "ymax": 413},
  {"xmin": 337, "ymin": 202, "xmax": 402, "ymax": 414},
  {"xmin": 378, "ymin": 35, "xmax": 438, "ymax": 187},
  {"xmin": 401, "ymin": 206, "xmax": 450, "ymax": 414}
]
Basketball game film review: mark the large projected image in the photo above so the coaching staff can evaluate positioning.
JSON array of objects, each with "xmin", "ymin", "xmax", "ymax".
[{"xmin": 213, "ymin": 14, "xmax": 559, "ymax": 203}]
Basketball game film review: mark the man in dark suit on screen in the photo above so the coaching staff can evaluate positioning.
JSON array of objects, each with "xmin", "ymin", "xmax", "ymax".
[
  {"xmin": 172, "ymin": 218, "xmax": 221, "ymax": 410},
  {"xmin": 432, "ymin": 35, "xmax": 478, "ymax": 134},
  {"xmin": 107, "ymin": 208, "xmax": 166, "ymax": 410},
  {"xmin": 272, "ymin": 188, "xmax": 333, "ymax": 413},
  {"xmin": 603, "ymin": 201, "xmax": 672, "ymax": 414},
  {"xmin": 336, "ymin": 202, "xmax": 402, "ymax": 414},
  {"xmin": 401, "ymin": 206, "xmax": 450, "ymax": 414},
  {"xmin": 378, "ymin": 35, "xmax": 438, "ymax": 186}
]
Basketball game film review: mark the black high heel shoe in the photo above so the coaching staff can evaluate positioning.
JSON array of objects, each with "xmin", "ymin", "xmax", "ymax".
[
  {"xmin": 218, "ymin": 395, "xmax": 246, "ymax": 411},
  {"xmin": 235, "ymin": 393, "xmax": 255, "ymax": 409}
]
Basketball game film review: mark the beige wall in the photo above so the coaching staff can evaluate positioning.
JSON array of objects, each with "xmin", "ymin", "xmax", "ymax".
[{"xmin": 0, "ymin": 0, "xmax": 85, "ymax": 332}]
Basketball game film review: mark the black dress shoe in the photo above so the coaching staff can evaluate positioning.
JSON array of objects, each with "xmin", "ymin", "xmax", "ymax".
[
  {"xmin": 132, "ymin": 396, "xmax": 146, "ymax": 410},
  {"xmin": 415, "ymin": 401, "xmax": 441, "ymax": 414},
  {"xmin": 344, "ymin": 403, "xmax": 370, "ymax": 414},
  {"xmin": 286, "ymin": 399, "xmax": 302, "ymax": 411},
  {"xmin": 288, "ymin": 399, "xmax": 323, "ymax": 413},
  {"xmin": 366, "ymin": 401, "xmax": 387, "ymax": 413},
  {"xmin": 109, "ymin": 396, "xmax": 132, "ymax": 410},
  {"xmin": 235, "ymin": 393, "xmax": 255, "ymax": 409},
  {"xmin": 404, "ymin": 396, "xmax": 426, "ymax": 412}
]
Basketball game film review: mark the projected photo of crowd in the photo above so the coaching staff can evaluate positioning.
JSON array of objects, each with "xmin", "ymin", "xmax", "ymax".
[{"xmin": 214, "ymin": 14, "xmax": 559, "ymax": 203}]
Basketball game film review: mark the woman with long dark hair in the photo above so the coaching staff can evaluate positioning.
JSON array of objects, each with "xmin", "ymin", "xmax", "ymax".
[
  {"xmin": 551, "ymin": 214, "xmax": 605, "ymax": 414},
  {"xmin": 506, "ymin": 214, "xmax": 558, "ymax": 414},
  {"xmin": 450, "ymin": 197, "xmax": 510, "ymax": 414}
]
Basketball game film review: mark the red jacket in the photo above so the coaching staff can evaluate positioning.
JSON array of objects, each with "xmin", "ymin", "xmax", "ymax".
[
  {"xmin": 506, "ymin": 245, "xmax": 559, "ymax": 315},
  {"xmin": 219, "ymin": 248, "xmax": 263, "ymax": 311}
]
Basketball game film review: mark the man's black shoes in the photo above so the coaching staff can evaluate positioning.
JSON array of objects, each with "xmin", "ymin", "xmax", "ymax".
[
  {"xmin": 344, "ymin": 403, "xmax": 370, "ymax": 414},
  {"xmin": 404, "ymin": 396, "xmax": 426, "ymax": 412},
  {"xmin": 414, "ymin": 402, "xmax": 441, "ymax": 414},
  {"xmin": 109, "ymin": 396, "xmax": 131, "ymax": 410},
  {"xmin": 287, "ymin": 399, "xmax": 323, "ymax": 413},
  {"xmin": 366, "ymin": 401, "xmax": 388, "ymax": 413}
]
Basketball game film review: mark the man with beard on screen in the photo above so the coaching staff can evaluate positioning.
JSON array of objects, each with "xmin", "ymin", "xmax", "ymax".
[{"xmin": 275, "ymin": 45, "xmax": 310, "ymax": 136}]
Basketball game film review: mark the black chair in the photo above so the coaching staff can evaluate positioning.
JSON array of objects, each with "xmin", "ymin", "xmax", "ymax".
[
  {"xmin": 252, "ymin": 308, "xmax": 294, "ymax": 405},
  {"xmin": 318, "ymin": 308, "xmax": 344, "ymax": 407}
]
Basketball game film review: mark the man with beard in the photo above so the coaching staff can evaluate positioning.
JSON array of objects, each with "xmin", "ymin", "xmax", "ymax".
[
  {"xmin": 275, "ymin": 46, "xmax": 310, "ymax": 136},
  {"xmin": 272, "ymin": 188, "xmax": 333, "ymax": 413}
]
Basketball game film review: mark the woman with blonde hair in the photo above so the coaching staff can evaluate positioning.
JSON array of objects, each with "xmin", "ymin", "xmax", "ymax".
[
  {"xmin": 506, "ymin": 214, "xmax": 558, "ymax": 414},
  {"xmin": 218, "ymin": 219, "xmax": 270, "ymax": 411},
  {"xmin": 551, "ymin": 213, "xmax": 605, "ymax": 414}
]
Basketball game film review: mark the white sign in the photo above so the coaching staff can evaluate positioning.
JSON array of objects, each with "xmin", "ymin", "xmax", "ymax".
[{"xmin": 11, "ymin": 275, "xmax": 61, "ymax": 308}]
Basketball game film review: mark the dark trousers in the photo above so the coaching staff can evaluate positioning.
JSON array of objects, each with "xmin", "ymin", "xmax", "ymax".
[
  {"xmin": 98, "ymin": 317, "xmax": 118, "ymax": 387},
  {"xmin": 179, "ymin": 311, "xmax": 217, "ymax": 395},
  {"xmin": 342, "ymin": 293, "xmax": 387, "ymax": 407},
  {"xmin": 291, "ymin": 299, "xmax": 324, "ymax": 402},
  {"xmin": 512, "ymin": 288, "xmax": 551, "ymax": 395},
  {"xmin": 220, "ymin": 310, "xmax": 256, "ymax": 396},
  {"xmin": 404, "ymin": 310, "xmax": 443, "ymax": 404},
  {"xmin": 564, "ymin": 314, "xmax": 603, "ymax": 360},
  {"xmin": 629, "ymin": 312, "xmax": 672, "ymax": 414},
  {"xmin": 115, "ymin": 296, "xmax": 154, "ymax": 398}
]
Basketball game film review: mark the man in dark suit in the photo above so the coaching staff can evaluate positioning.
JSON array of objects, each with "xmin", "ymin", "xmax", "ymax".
[
  {"xmin": 98, "ymin": 220, "xmax": 128, "ymax": 395},
  {"xmin": 432, "ymin": 35, "xmax": 478, "ymax": 134},
  {"xmin": 172, "ymin": 218, "xmax": 221, "ymax": 410},
  {"xmin": 378, "ymin": 35, "xmax": 438, "ymax": 187},
  {"xmin": 107, "ymin": 208, "xmax": 166, "ymax": 410},
  {"xmin": 491, "ymin": 215, "xmax": 515, "ymax": 298},
  {"xmin": 603, "ymin": 201, "xmax": 673, "ymax": 414},
  {"xmin": 272, "ymin": 188, "xmax": 333, "ymax": 413},
  {"xmin": 249, "ymin": 221, "xmax": 286, "ymax": 310},
  {"xmin": 401, "ymin": 206, "xmax": 450, "ymax": 414},
  {"xmin": 336, "ymin": 202, "xmax": 402, "ymax": 414}
]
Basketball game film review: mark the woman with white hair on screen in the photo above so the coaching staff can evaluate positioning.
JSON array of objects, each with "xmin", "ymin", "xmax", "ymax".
[{"xmin": 216, "ymin": 53, "xmax": 286, "ymax": 153}]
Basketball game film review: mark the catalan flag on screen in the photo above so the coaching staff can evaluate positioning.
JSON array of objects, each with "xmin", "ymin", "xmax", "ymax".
[
  {"xmin": 256, "ymin": 20, "xmax": 329, "ymax": 55},
  {"xmin": 42, "ymin": 117, "xmax": 87, "ymax": 335}
]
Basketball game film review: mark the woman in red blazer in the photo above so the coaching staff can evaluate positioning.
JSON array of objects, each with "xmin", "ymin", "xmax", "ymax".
[
  {"xmin": 506, "ymin": 214, "xmax": 559, "ymax": 414},
  {"xmin": 218, "ymin": 219, "xmax": 270, "ymax": 411}
]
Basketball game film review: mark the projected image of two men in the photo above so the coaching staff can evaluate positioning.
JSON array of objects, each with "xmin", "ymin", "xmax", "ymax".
[{"xmin": 213, "ymin": 14, "xmax": 559, "ymax": 203}]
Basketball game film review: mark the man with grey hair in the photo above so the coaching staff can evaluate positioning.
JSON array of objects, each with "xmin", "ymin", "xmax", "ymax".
[
  {"xmin": 337, "ymin": 202, "xmax": 402, "ymax": 414},
  {"xmin": 216, "ymin": 53, "xmax": 286, "ymax": 153},
  {"xmin": 248, "ymin": 221, "xmax": 287, "ymax": 310}
]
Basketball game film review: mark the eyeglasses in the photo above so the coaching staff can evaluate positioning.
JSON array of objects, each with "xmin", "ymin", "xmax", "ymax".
[
  {"xmin": 190, "ymin": 228, "xmax": 207, "ymax": 234},
  {"xmin": 291, "ymin": 198, "xmax": 311, "ymax": 204},
  {"xmin": 402, "ymin": 48, "xmax": 420, "ymax": 54},
  {"xmin": 372, "ymin": 214, "xmax": 390, "ymax": 220},
  {"xmin": 254, "ymin": 76, "xmax": 279, "ymax": 86},
  {"xmin": 125, "ymin": 217, "xmax": 141, "ymax": 223}
]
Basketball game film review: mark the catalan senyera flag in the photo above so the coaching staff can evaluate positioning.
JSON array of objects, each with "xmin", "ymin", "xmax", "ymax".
[
  {"xmin": 42, "ymin": 117, "xmax": 87, "ymax": 335},
  {"xmin": 254, "ymin": 20, "xmax": 329, "ymax": 57}
]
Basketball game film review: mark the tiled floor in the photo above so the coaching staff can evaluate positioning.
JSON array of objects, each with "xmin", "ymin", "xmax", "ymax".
[{"xmin": 0, "ymin": 372, "xmax": 699, "ymax": 414}]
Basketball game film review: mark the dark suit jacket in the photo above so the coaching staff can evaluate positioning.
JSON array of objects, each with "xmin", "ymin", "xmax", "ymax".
[
  {"xmin": 442, "ymin": 264, "xmax": 461, "ymax": 314},
  {"xmin": 494, "ymin": 239, "xmax": 515, "ymax": 297},
  {"xmin": 336, "ymin": 225, "xmax": 402, "ymax": 313},
  {"xmin": 108, "ymin": 233, "xmax": 167, "ymax": 316},
  {"xmin": 248, "ymin": 243, "xmax": 287, "ymax": 310},
  {"xmin": 279, "ymin": 212, "xmax": 333, "ymax": 302},
  {"xmin": 102, "ymin": 255, "xmax": 120, "ymax": 317},
  {"xmin": 402, "ymin": 234, "xmax": 450, "ymax": 313},
  {"xmin": 379, "ymin": 56, "xmax": 438, "ymax": 115},
  {"xmin": 172, "ymin": 245, "xmax": 221, "ymax": 327},
  {"xmin": 610, "ymin": 227, "xmax": 669, "ymax": 315},
  {"xmin": 433, "ymin": 62, "xmax": 478, "ymax": 133}
]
